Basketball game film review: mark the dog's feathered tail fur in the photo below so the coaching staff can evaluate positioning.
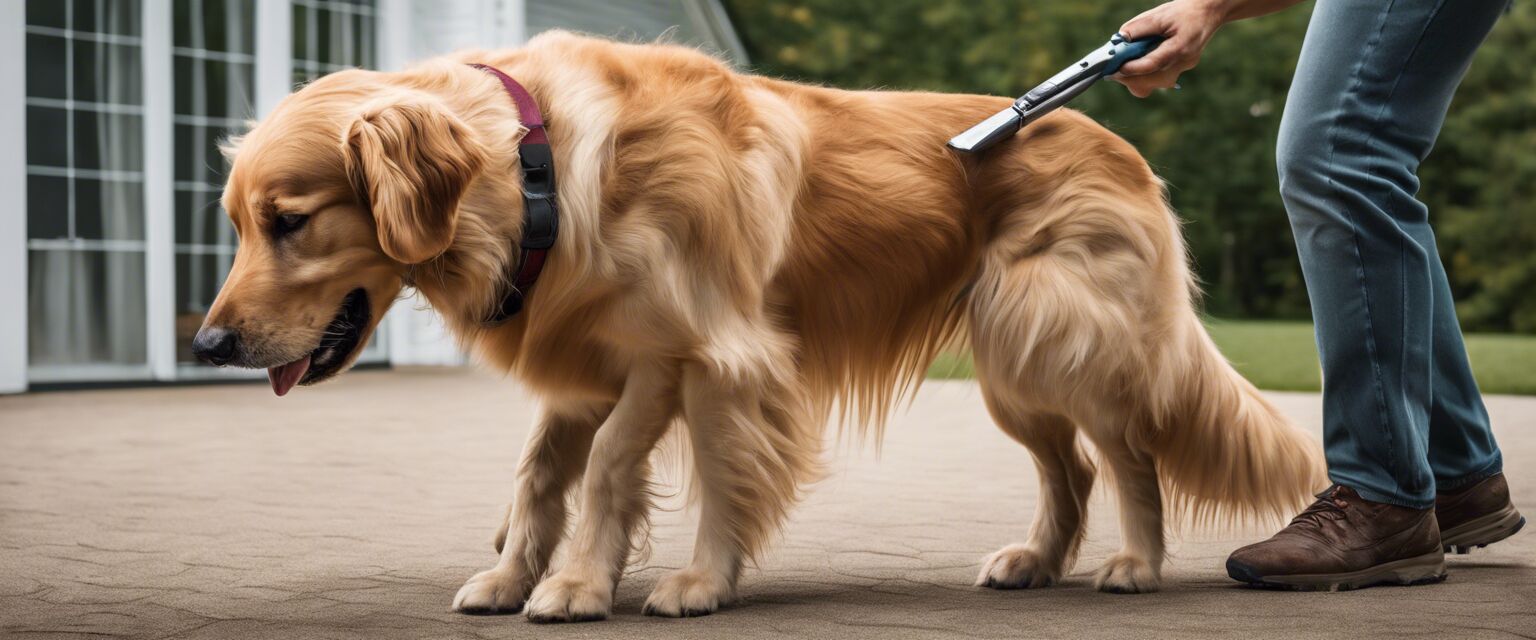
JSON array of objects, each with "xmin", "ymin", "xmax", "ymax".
[{"xmin": 1150, "ymin": 314, "xmax": 1328, "ymax": 528}]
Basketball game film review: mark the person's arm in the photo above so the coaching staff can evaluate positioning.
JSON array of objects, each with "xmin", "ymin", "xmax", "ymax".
[{"xmin": 1113, "ymin": 0, "xmax": 1309, "ymax": 97}]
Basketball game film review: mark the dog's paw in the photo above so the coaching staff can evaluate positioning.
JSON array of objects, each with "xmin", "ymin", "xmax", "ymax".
[
  {"xmin": 642, "ymin": 568, "xmax": 734, "ymax": 618},
  {"xmin": 452, "ymin": 567, "xmax": 529, "ymax": 615},
  {"xmin": 1093, "ymin": 553, "xmax": 1160, "ymax": 594},
  {"xmin": 524, "ymin": 568, "xmax": 612, "ymax": 623},
  {"xmin": 977, "ymin": 544, "xmax": 1061, "ymax": 589}
]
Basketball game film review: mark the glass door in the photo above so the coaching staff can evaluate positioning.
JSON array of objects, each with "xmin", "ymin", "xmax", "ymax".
[
  {"xmin": 172, "ymin": 0, "xmax": 255, "ymax": 373},
  {"xmin": 24, "ymin": 0, "xmax": 151, "ymax": 383}
]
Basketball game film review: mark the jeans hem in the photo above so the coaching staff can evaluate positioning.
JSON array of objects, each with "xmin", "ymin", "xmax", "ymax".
[
  {"xmin": 1435, "ymin": 454, "xmax": 1505, "ymax": 491},
  {"xmin": 1332, "ymin": 478, "xmax": 1434, "ymax": 510}
]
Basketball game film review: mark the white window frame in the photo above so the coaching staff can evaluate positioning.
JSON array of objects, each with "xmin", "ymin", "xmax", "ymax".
[
  {"xmin": 19, "ymin": 1, "xmax": 158, "ymax": 385},
  {"xmin": 255, "ymin": 0, "xmax": 293, "ymax": 119},
  {"xmin": 168, "ymin": 0, "xmax": 269, "ymax": 381},
  {"xmin": 144, "ymin": 0, "xmax": 174, "ymax": 381},
  {"xmin": 0, "ymin": 1, "xmax": 27, "ymax": 393}
]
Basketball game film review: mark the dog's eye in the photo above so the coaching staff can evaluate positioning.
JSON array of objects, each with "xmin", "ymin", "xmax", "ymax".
[{"xmin": 273, "ymin": 213, "xmax": 308, "ymax": 238}]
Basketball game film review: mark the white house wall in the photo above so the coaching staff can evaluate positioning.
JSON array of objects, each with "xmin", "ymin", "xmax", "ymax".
[{"xmin": 0, "ymin": 1, "xmax": 28, "ymax": 393}]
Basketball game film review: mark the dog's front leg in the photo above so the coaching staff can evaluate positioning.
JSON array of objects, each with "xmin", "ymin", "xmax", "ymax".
[
  {"xmin": 522, "ymin": 361, "xmax": 678, "ymax": 623},
  {"xmin": 642, "ymin": 362, "xmax": 821, "ymax": 617},
  {"xmin": 453, "ymin": 400, "xmax": 608, "ymax": 614}
]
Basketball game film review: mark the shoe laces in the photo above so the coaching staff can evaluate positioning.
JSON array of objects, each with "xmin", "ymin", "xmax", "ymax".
[{"xmin": 1287, "ymin": 485, "xmax": 1351, "ymax": 534}]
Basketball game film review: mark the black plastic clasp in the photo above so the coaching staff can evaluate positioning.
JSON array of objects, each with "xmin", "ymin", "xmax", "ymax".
[
  {"xmin": 520, "ymin": 142, "xmax": 555, "ymax": 196},
  {"xmin": 521, "ymin": 195, "xmax": 558, "ymax": 250},
  {"xmin": 518, "ymin": 142, "xmax": 558, "ymax": 251}
]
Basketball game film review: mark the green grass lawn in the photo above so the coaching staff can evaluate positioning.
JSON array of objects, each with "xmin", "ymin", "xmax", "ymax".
[{"xmin": 926, "ymin": 319, "xmax": 1536, "ymax": 396}]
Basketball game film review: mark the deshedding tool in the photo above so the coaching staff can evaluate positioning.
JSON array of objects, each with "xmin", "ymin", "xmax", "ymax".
[{"xmin": 947, "ymin": 34, "xmax": 1164, "ymax": 154}]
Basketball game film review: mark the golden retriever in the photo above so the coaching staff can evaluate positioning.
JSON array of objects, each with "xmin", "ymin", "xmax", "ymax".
[{"xmin": 199, "ymin": 31, "xmax": 1325, "ymax": 621}]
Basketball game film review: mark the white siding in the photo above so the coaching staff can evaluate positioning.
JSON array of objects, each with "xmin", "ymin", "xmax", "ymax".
[
  {"xmin": 0, "ymin": 1, "xmax": 27, "ymax": 392},
  {"xmin": 528, "ymin": 0, "xmax": 745, "ymax": 63}
]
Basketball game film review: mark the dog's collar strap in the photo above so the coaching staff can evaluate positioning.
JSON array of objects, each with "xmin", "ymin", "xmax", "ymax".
[{"xmin": 470, "ymin": 63, "xmax": 558, "ymax": 327}]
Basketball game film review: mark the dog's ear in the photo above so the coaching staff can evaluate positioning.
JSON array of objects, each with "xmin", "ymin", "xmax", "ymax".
[{"xmin": 343, "ymin": 95, "xmax": 486, "ymax": 264}]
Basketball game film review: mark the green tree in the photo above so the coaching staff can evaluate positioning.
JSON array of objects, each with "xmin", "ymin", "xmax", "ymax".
[{"xmin": 1421, "ymin": 0, "xmax": 1536, "ymax": 332}]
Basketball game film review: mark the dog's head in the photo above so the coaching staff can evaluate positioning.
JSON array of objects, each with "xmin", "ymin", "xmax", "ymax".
[{"xmin": 194, "ymin": 70, "xmax": 487, "ymax": 395}]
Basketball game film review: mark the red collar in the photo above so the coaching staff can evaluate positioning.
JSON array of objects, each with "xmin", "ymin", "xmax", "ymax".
[{"xmin": 470, "ymin": 63, "xmax": 558, "ymax": 326}]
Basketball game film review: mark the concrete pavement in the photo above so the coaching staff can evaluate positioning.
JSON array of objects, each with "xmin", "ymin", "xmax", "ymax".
[{"xmin": 1, "ymin": 368, "xmax": 1532, "ymax": 639}]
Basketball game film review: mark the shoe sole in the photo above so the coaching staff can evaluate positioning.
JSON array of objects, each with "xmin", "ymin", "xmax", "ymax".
[
  {"xmin": 1227, "ymin": 551, "xmax": 1447, "ymax": 592},
  {"xmin": 1442, "ymin": 505, "xmax": 1526, "ymax": 554}
]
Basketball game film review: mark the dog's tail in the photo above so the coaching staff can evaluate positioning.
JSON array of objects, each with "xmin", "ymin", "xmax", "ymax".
[{"xmin": 1149, "ymin": 316, "xmax": 1327, "ymax": 526}]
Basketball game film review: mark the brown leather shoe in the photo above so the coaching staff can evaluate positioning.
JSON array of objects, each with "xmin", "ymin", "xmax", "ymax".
[
  {"xmin": 1437, "ymin": 473, "xmax": 1525, "ymax": 554},
  {"xmin": 1226, "ymin": 485, "xmax": 1446, "ymax": 591}
]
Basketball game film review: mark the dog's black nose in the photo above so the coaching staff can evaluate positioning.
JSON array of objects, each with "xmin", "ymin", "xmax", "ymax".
[{"xmin": 191, "ymin": 327, "xmax": 239, "ymax": 366}]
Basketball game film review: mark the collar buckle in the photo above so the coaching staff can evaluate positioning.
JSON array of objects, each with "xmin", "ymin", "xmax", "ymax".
[
  {"xmin": 520, "ymin": 194, "xmax": 558, "ymax": 251},
  {"xmin": 519, "ymin": 142, "xmax": 555, "ymax": 196},
  {"xmin": 518, "ymin": 142, "xmax": 558, "ymax": 251}
]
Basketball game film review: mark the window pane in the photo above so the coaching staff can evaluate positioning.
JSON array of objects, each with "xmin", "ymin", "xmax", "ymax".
[
  {"xmin": 173, "ymin": 57, "xmax": 254, "ymax": 118},
  {"xmin": 225, "ymin": 1, "xmax": 256, "ymax": 54},
  {"xmin": 26, "ymin": 176, "xmax": 70, "ymax": 240},
  {"xmin": 292, "ymin": 0, "xmax": 377, "ymax": 84},
  {"xmin": 292, "ymin": 6, "xmax": 308, "ymax": 60},
  {"xmin": 175, "ymin": 123, "xmax": 215, "ymax": 184},
  {"xmin": 73, "ymin": 178, "xmax": 146, "ymax": 241},
  {"xmin": 25, "ymin": 106, "xmax": 70, "ymax": 168},
  {"xmin": 73, "ymin": 110, "xmax": 145, "ymax": 172},
  {"xmin": 26, "ymin": 0, "xmax": 67, "ymax": 29},
  {"xmin": 173, "ymin": 0, "xmax": 194, "ymax": 47},
  {"xmin": 315, "ymin": 9, "xmax": 331, "ymax": 63},
  {"xmin": 74, "ymin": 0, "xmax": 143, "ymax": 37},
  {"xmin": 175, "ymin": 189, "xmax": 234, "ymax": 246},
  {"xmin": 24, "ymin": 34, "xmax": 68, "ymax": 100},
  {"xmin": 28, "ymin": 249, "xmax": 148, "ymax": 367},
  {"xmin": 207, "ymin": 0, "xmax": 255, "ymax": 54},
  {"xmin": 352, "ymin": 12, "xmax": 368, "ymax": 65},
  {"xmin": 73, "ymin": 40, "xmax": 145, "ymax": 105}
]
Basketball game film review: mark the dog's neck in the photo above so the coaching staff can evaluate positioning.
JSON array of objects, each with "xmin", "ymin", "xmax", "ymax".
[
  {"xmin": 391, "ymin": 61, "xmax": 541, "ymax": 344},
  {"xmin": 396, "ymin": 49, "xmax": 617, "ymax": 366}
]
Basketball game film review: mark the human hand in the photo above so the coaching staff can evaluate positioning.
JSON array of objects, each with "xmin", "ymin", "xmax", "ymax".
[{"xmin": 1113, "ymin": 0, "xmax": 1227, "ymax": 97}]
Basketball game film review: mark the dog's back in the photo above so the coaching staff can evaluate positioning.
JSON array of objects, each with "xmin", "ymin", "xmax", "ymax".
[{"xmin": 465, "ymin": 28, "xmax": 1325, "ymax": 530}]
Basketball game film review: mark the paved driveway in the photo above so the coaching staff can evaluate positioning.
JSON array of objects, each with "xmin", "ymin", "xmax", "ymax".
[{"xmin": 2, "ymin": 368, "xmax": 1531, "ymax": 639}]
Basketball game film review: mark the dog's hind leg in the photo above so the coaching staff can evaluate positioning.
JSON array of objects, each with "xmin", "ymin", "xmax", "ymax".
[
  {"xmin": 642, "ymin": 361, "xmax": 821, "ymax": 618},
  {"xmin": 965, "ymin": 160, "xmax": 1181, "ymax": 593},
  {"xmin": 520, "ymin": 360, "xmax": 679, "ymax": 623},
  {"xmin": 454, "ymin": 399, "xmax": 608, "ymax": 614},
  {"xmin": 1080, "ymin": 418, "xmax": 1165, "ymax": 593},
  {"xmin": 973, "ymin": 400, "xmax": 1094, "ymax": 589}
]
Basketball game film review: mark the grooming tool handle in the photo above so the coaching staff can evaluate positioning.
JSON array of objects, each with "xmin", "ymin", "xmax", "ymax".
[{"xmin": 1101, "ymin": 35, "xmax": 1165, "ymax": 77}]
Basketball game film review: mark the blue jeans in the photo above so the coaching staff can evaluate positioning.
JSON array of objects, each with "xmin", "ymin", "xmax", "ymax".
[{"xmin": 1277, "ymin": 0, "xmax": 1507, "ymax": 509}]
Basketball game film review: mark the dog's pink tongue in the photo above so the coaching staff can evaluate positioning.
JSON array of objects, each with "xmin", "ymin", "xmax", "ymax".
[{"xmin": 267, "ymin": 355, "xmax": 311, "ymax": 397}]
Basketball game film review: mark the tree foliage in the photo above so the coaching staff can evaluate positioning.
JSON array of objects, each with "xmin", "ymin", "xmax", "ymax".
[{"xmin": 725, "ymin": 0, "xmax": 1535, "ymax": 331}]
